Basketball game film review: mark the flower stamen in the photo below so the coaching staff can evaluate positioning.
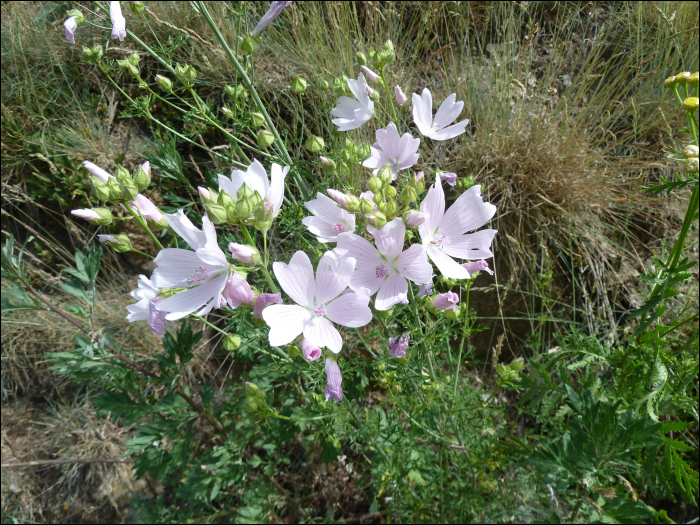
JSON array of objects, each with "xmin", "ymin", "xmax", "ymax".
[
  {"xmin": 313, "ymin": 303, "xmax": 326, "ymax": 317},
  {"xmin": 375, "ymin": 263, "xmax": 389, "ymax": 279},
  {"xmin": 431, "ymin": 232, "xmax": 452, "ymax": 249},
  {"xmin": 187, "ymin": 266, "xmax": 209, "ymax": 286}
]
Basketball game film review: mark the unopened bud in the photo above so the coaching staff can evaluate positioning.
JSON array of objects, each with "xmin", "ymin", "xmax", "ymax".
[
  {"xmin": 133, "ymin": 162, "xmax": 151, "ymax": 192},
  {"xmin": 359, "ymin": 198, "xmax": 375, "ymax": 215},
  {"xmin": 126, "ymin": 52, "xmax": 140, "ymax": 67},
  {"xmin": 223, "ymin": 334, "xmax": 242, "ymax": 351},
  {"xmin": 130, "ymin": 1, "xmax": 145, "ymax": 14},
  {"xmin": 98, "ymin": 234, "xmax": 132, "ymax": 252},
  {"xmin": 106, "ymin": 177, "xmax": 123, "ymax": 202},
  {"xmin": 395, "ymin": 85, "xmax": 407, "ymax": 105},
  {"xmin": 117, "ymin": 59, "xmax": 139, "ymax": 78},
  {"xmin": 218, "ymin": 189, "xmax": 235, "ymax": 209},
  {"xmin": 377, "ymin": 164, "xmax": 393, "ymax": 187},
  {"xmin": 90, "ymin": 178, "xmax": 111, "ymax": 201},
  {"xmin": 368, "ymin": 176, "xmax": 382, "ymax": 193},
  {"xmin": 245, "ymin": 381, "xmax": 259, "ymax": 396},
  {"xmin": 120, "ymin": 177, "xmax": 138, "ymax": 201},
  {"xmin": 675, "ymin": 72, "xmax": 691, "ymax": 84},
  {"xmin": 236, "ymin": 197, "xmax": 254, "ymax": 221},
  {"xmin": 229, "ymin": 243, "xmax": 261, "ymax": 265},
  {"xmin": 404, "ymin": 210, "xmax": 425, "ymax": 227},
  {"xmin": 401, "ymin": 186, "xmax": 417, "ymax": 202},
  {"xmin": 383, "ymin": 185, "xmax": 397, "ymax": 199},
  {"xmin": 357, "ymin": 143, "xmax": 371, "ymax": 160},
  {"xmin": 156, "ymin": 74, "xmax": 173, "ymax": 93},
  {"xmin": 345, "ymin": 195, "xmax": 360, "ymax": 212},
  {"xmin": 356, "ymin": 52, "xmax": 367, "ymax": 66},
  {"xmin": 204, "ymin": 202, "xmax": 228, "ymax": 224},
  {"xmin": 245, "ymin": 397, "xmax": 258, "ymax": 413},
  {"xmin": 250, "ymin": 112, "xmax": 265, "ymax": 127},
  {"xmin": 367, "ymin": 211, "xmax": 386, "ymax": 229},
  {"xmin": 257, "ymin": 130, "xmax": 275, "ymax": 149},
  {"xmin": 305, "ymin": 135, "xmax": 324, "ymax": 153},
  {"xmin": 242, "ymin": 35, "xmax": 260, "ymax": 54},
  {"xmin": 318, "ymin": 78, "xmax": 330, "ymax": 91},
  {"xmin": 291, "ymin": 76, "xmax": 308, "ymax": 94},
  {"xmin": 682, "ymin": 97, "xmax": 699, "ymax": 111}
]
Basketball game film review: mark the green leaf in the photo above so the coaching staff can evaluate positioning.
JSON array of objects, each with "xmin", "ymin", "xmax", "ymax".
[
  {"xmin": 661, "ymin": 421, "xmax": 694, "ymax": 433},
  {"xmin": 59, "ymin": 277, "xmax": 89, "ymax": 303},
  {"xmin": 663, "ymin": 437, "xmax": 693, "ymax": 452}
]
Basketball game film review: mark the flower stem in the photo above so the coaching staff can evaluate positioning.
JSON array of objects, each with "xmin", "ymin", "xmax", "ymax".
[
  {"xmin": 129, "ymin": 248, "xmax": 154, "ymax": 259},
  {"xmin": 381, "ymin": 68, "xmax": 398, "ymax": 123},
  {"xmin": 241, "ymin": 224, "xmax": 278, "ymax": 293},
  {"xmin": 123, "ymin": 203, "xmax": 164, "ymax": 251}
]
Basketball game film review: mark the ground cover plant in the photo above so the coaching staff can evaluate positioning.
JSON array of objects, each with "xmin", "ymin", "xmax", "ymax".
[{"xmin": 1, "ymin": 1, "xmax": 698, "ymax": 523}]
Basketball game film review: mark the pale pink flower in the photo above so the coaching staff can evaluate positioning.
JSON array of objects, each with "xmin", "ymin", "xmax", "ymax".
[
  {"xmin": 433, "ymin": 291, "xmax": 459, "ymax": 312},
  {"xmin": 319, "ymin": 156, "xmax": 332, "ymax": 166},
  {"xmin": 388, "ymin": 333, "xmax": 410, "ymax": 357},
  {"xmin": 362, "ymin": 122, "xmax": 420, "ymax": 179},
  {"xmin": 302, "ymin": 192, "xmax": 356, "ymax": 243},
  {"xmin": 126, "ymin": 275, "xmax": 168, "ymax": 338},
  {"xmin": 331, "ymin": 73, "xmax": 374, "ymax": 131},
  {"xmin": 251, "ymin": 1, "xmax": 292, "ymax": 37},
  {"xmin": 335, "ymin": 218, "xmax": 433, "ymax": 311},
  {"xmin": 326, "ymin": 189, "xmax": 348, "ymax": 209},
  {"xmin": 419, "ymin": 182, "xmax": 497, "ymax": 279},
  {"xmin": 64, "ymin": 17, "xmax": 77, "ymax": 45},
  {"xmin": 412, "ymin": 88, "xmax": 469, "ymax": 140},
  {"xmin": 395, "ymin": 85, "xmax": 407, "ymax": 105},
  {"xmin": 324, "ymin": 356, "xmax": 343, "ymax": 402},
  {"xmin": 462, "ymin": 260, "xmax": 494, "ymax": 276},
  {"xmin": 222, "ymin": 271, "xmax": 257, "ymax": 308},
  {"xmin": 71, "ymin": 209, "xmax": 103, "ymax": 222},
  {"xmin": 228, "ymin": 243, "xmax": 259, "ymax": 264},
  {"xmin": 364, "ymin": 84, "xmax": 376, "ymax": 98},
  {"xmin": 110, "ymin": 1, "xmax": 126, "ymax": 41},
  {"xmin": 218, "ymin": 159, "xmax": 289, "ymax": 219},
  {"xmin": 84, "ymin": 161, "xmax": 114, "ymax": 182},
  {"xmin": 438, "ymin": 172, "xmax": 457, "ymax": 186},
  {"xmin": 361, "ymin": 66, "xmax": 380, "ymax": 83},
  {"xmin": 132, "ymin": 194, "xmax": 166, "ymax": 225},
  {"xmin": 153, "ymin": 212, "xmax": 230, "ymax": 320},
  {"xmin": 262, "ymin": 252, "xmax": 372, "ymax": 353},
  {"xmin": 301, "ymin": 339, "xmax": 322, "ymax": 362},
  {"xmin": 253, "ymin": 292, "xmax": 282, "ymax": 319}
]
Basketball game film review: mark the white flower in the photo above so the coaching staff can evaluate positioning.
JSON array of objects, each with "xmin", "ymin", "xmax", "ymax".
[
  {"xmin": 419, "ymin": 181, "xmax": 497, "ymax": 279},
  {"xmin": 362, "ymin": 123, "xmax": 420, "ymax": 179},
  {"xmin": 302, "ymin": 192, "xmax": 356, "ymax": 243},
  {"xmin": 152, "ymin": 212, "xmax": 230, "ymax": 320},
  {"xmin": 331, "ymin": 73, "xmax": 374, "ymax": 131},
  {"xmin": 110, "ymin": 1, "xmax": 126, "ymax": 41},
  {"xmin": 218, "ymin": 159, "xmax": 288, "ymax": 218},
  {"xmin": 262, "ymin": 252, "xmax": 372, "ymax": 353},
  {"xmin": 412, "ymin": 88, "xmax": 469, "ymax": 140},
  {"xmin": 335, "ymin": 218, "xmax": 432, "ymax": 310},
  {"xmin": 64, "ymin": 16, "xmax": 77, "ymax": 45}
]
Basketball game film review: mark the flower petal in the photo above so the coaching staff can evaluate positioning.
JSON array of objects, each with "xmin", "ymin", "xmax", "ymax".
[
  {"xmin": 419, "ymin": 181, "xmax": 445, "ymax": 240},
  {"xmin": 263, "ymin": 304, "xmax": 310, "ymax": 346},
  {"xmin": 269, "ymin": 163, "xmax": 288, "ymax": 217},
  {"xmin": 375, "ymin": 272, "xmax": 408, "ymax": 311},
  {"xmin": 272, "ymin": 251, "xmax": 315, "ymax": 307},
  {"xmin": 412, "ymin": 88, "xmax": 433, "ymax": 136},
  {"xmin": 433, "ymin": 93, "xmax": 463, "ymax": 129},
  {"xmin": 429, "ymin": 120, "xmax": 469, "ymax": 140},
  {"xmin": 314, "ymin": 253, "xmax": 355, "ymax": 304},
  {"xmin": 325, "ymin": 291, "xmax": 372, "ymax": 327},
  {"xmin": 303, "ymin": 316, "xmax": 343, "ymax": 353},
  {"xmin": 164, "ymin": 210, "xmax": 207, "ymax": 250},
  {"xmin": 396, "ymin": 244, "xmax": 433, "ymax": 284},
  {"xmin": 440, "ymin": 185, "xmax": 497, "ymax": 238},
  {"xmin": 158, "ymin": 274, "xmax": 226, "ymax": 320},
  {"xmin": 152, "ymin": 249, "xmax": 207, "ymax": 288},
  {"xmin": 443, "ymin": 229, "xmax": 497, "ymax": 260},
  {"xmin": 368, "ymin": 217, "xmax": 405, "ymax": 260},
  {"xmin": 426, "ymin": 245, "xmax": 470, "ymax": 279}
]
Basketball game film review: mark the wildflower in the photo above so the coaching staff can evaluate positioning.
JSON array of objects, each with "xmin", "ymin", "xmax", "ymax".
[
  {"xmin": 218, "ymin": 159, "xmax": 289, "ymax": 219},
  {"xmin": 262, "ymin": 251, "xmax": 372, "ymax": 352},
  {"xmin": 395, "ymin": 85, "xmax": 407, "ymax": 105},
  {"xmin": 70, "ymin": 207, "xmax": 113, "ymax": 225},
  {"xmin": 251, "ymin": 1, "xmax": 292, "ymax": 37},
  {"xmin": 438, "ymin": 172, "xmax": 457, "ymax": 187},
  {"xmin": 462, "ymin": 259, "xmax": 494, "ymax": 276},
  {"xmin": 222, "ymin": 271, "xmax": 257, "ymax": 308},
  {"xmin": 152, "ymin": 212, "xmax": 230, "ymax": 320},
  {"xmin": 302, "ymin": 192, "xmax": 356, "ymax": 243},
  {"xmin": 412, "ymin": 88, "xmax": 469, "ymax": 141},
  {"xmin": 131, "ymin": 194, "xmax": 167, "ymax": 227},
  {"xmin": 253, "ymin": 292, "xmax": 282, "ymax": 319},
  {"xmin": 331, "ymin": 73, "xmax": 374, "ymax": 131},
  {"xmin": 110, "ymin": 1, "xmax": 127, "ymax": 41},
  {"xmin": 388, "ymin": 333, "xmax": 410, "ymax": 357},
  {"xmin": 433, "ymin": 291, "xmax": 459, "ymax": 312},
  {"xmin": 362, "ymin": 123, "xmax": 420, "ymax": 179},
  {"xmin": 361, "ymin": 66, "xmax": 380, "ymax": 84},
  {"xmin": 336, "ymin": 218, "xmax": 433, "ymax": 310},
  {"xmin": 419, "ymin": 181, "xmax": 497, "ymax": 279},
  {"xmin": 324, "ymin": 356, "xmax": 343, "ymax": 402},
  {"xmin": 126, "ymin": 275, "xmax": 169, "ymax": 338},
  {"xmin": 326, "ymin": 189, "xmax": 348, "ymax": 209},
  {"xmin": 84, "ymin": 161, "xmax": 114, "ymax": 182},
  {"xmin": 64, "ymin": 17, "xmax": 78, "ymax": 45},
  {"xmin": 301, "ymin": 339, "xmax": 322, "ymax": 361},
  {"xmin": 228, "ymin": 243, "xmax": 260, "ymax": 264}
]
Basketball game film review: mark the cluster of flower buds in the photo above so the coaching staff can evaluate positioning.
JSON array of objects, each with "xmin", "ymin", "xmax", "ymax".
[
  {"xmin": 360, "ymin": 40, "xmax": 396, "ymax": 71},
  {"xmin": 116, "ymin": 52, "xmax": 141, "ymax": 79},
  {"xmin": 198, "ymin": 184, "xmax": 274, "ymax": 231},
  {"xmin": 664, "ymin": 71, "xmax": 700, "ymax": 88},
  {"xmin": 244, "ymin": 382, "xmax": 269, "ymax": 414},
  {"xmin": 495, "ymin": 357, "xmax": 525, "ymax": 384},
  {"xmin": 175, "ymin": 63, "xmax": 197, "ymax": 88},
  {"xmin": 225, "ymin": 83, "xmax": 249, "ymax": 101},
  {"xmin": 86, "ymin": 161, "xmax": 151, "ymax": 204},
  {"xmin": 82, "ymin": 44, "xmax": 104, "ymax": 63},
  {"xmin": 375, "ymin": 362, "xmax": 400, "ymax": 391}
]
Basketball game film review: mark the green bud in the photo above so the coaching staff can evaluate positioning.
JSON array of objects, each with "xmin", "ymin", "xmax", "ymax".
[
  {"xmin": 117, "ymin": 59, "xmax": 139, "ymax": 78},
  {"xmin": 245, "ymin": 397, "xmax": 259, "ymax": 413},
  {"xmin": 377, "ymin": 164, "xmax": 393, "ymax": 188},
  {"xmin": 204, "ymin": 202, "xmax": 229, "ymax": 224},
  {"xmin": 444, "ymin": 307, "xmax": 460, "ymax": 321},
  {"xmin": 133, "ymin": 165, "xmax": 151, "ymax": 192},
  {"xmin": 83, "ymin": 44, "xmax": 104, "ymax": 63},
  {"xmin": 321, "ymin": 158, "xmax": 337, "ymax": 174},
  {"xmin": 291, "ymin": 76, "xmax": 308, "ymax": 94},
  {"xmin": 383, "ymin": 185, "xmax": 397, "ymax": 199},
  {"xmin": 250, "ymin": 112, "xmax": 265, "ymax": 127},
  {"xmin": 223, "ymin": 334, "xmax": 242, "ymax": 351},
  {"xmin": 356, "ymin": 52, "xmax": 367, "ymax": 66},
  {"xmin": 675, "ymin": 72, "xmax": 691, "ymax": 85},
  {"xmin": 120, "ymin": 177, "xmax": 139, "ymax": 201},
  {"xmin": 368, "ymin": 176, "xmax": 382, "ymax": 193},
  {"xmin": 318, "ymin": 78, "xmax": 330, "ymax": 91},
  {"xmin": 236, "ymin": 197, "xmax": 254, "ymax": 222},
  {"xmin": 384, "ymin": 200, "xmax": 398, "ymax": 217},
  {"xmin": 456, "ymin": 174, "xmax": 475, "ymax": 192},
  {"xmin": 357, "ymin": 142, "xmax": 371, "ymax": 161},
  {"xmin": 224, "ymin": 84, "xmax": 236, "ymax": 97},
  {"xmin": 305, "ymin": 135, "xmax": 325, "ymax": 153},
  {"xmin": 257, "ymin": 130, "xmax": 274, "ymax": 149},
  {"xmin": 377, "ymin": 201, "xmax": 388, "ymax": 214},
  {"xmin": 333, "ymin": 76, "xmax": 348, "ymax": 95},
  {"xmin": 114, "ymin": 166, "xmax": 129, "ymax": 179},
  {"xmin": 344, "ymin": 136, "xmax": 357, "ymax": 153},
  {"xmin": 242, "ymin": 35, "xmax": 260, "ymax": 54},
  {"xmin": 66, "ymin": 9, "xmax": 85, "ymax": 24},
  {"xmin": 235, "ymin": 84, "xmax": 249, "ymax": 100},
  {"xmin": 359, "ymin": 198, "xmax": 375, "ymax": 215},
  {"xmin": 92, "ymin": 207, "xmax": 114, "ymax": 225},
  {"xmin": 127, "ymin": 52, "xmax": 140, "ymax": 67},
  {"xmin": 250, "ymin": 190, "xmax": 263, "ymax": 208},
  {"xmin": 90, "ymin": 178, "xmax": 111, "ymax": 202},
  {"xmin": 689, "ymin": 72, "xmax": 699, "ymax": 87},
  {"xmin": 245, "ymin": 382, "xmax": 260, "ymax": 396},
  {"xmin": 103, "ymin": 234, "xmax": 132, "ymax": 253},
  {"xmin": 345, "ymin": 195, "xmax": 360, "ymax": 212},
  {"xmin": 372, "ymin": 192, "xmax": 384, "ymax": 205},
  {"xmin": 663, "ymin": 76, "xmax": 677, "ymax": 88},
  {"xmin": 218, "ymin": 189, "xmax": 234, "ymax": 208},
  {"xmin": 341, "ymin": 149, "xmax": 354, "ymax": 163},
  {"xmin": 156, "ymin": 74, "xmax": 173, "ymax": 93},
  {"xmin": 369, "ymin": 211, "xmax": 387, "ymax": 229},
  {"xmin": 237, "ymin": 183, "xmax": 254, "ymax": 200},
  {"xmin": 401, "ymin": 186, "xmax": 417, "ymax": 202},
  {"xmin": 255, "ymin": 218, "xmax": 273, "ymax": 234},
  {"xmin": 129, "ymin": 1, "xmax": 145, "ymax": 14},
  {"xmin": 510, "ymin": 358, "xmax": 525, "ymax": 372},
  {"xmin": 106, "ymin": 177, "xmax": 122, "ymax": 202},
  {"xmin": 289, "ymin": 345, "xmax": 301, "ymax": 358}
]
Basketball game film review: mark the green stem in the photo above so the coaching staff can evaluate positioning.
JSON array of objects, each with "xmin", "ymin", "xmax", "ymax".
[
  {"xmin": 195, "ymin": 1, "xmax": 311, "ymax": 201},
  {"xmin": 381, "ymin": 68, "xmax": 398, "ymax": 123},
  {"xmin": 129, "ymin": 248, "xmax": 154, "ymax": 259},
  {"xmin": 453, "ymin": 332, "xmax": 466, "ymax": 397},
  {"xmin": 354, "ymin": 328, "xmax": 378, "ymax": 358},
  {"xmin": 124, "ymin": 203, "xmax": 164, "ymax": 251},
  {"xmin": 241, "ymin": 225, "xmax": 278, "ymax": 293}
]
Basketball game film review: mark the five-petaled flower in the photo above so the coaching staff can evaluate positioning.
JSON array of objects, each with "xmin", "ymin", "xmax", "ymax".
[
  {"xmin": 302, "ymin": 192, "xmax": 356, "ymax": 243},
  {"xmin": 412, "ymin": 88, "xmax": 469, "ymax": 141},
  {"xmin": 331, "ymin": 73, "xmax": 374, "ymax": 131},
  {"xmin": 218, "ymin": 159, "xmax": 289, "ymax": 219},
  {"xmin": 362, "ymin": 122, "xmax": 420, "ymax": 179}
]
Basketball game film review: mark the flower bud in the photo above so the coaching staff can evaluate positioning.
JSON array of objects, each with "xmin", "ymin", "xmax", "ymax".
[
  {"xmin": 223, "ymin": 334, "xmax": 242, "ymax": 351},
  {"xmin": 341, "ymin": 149, "xmax": 354, "ymax": 163},
  {"xmin": 318, "ymin": 78, "xmax": 330, "ymax": 91},
  {"xmin": 204, "ymin": 202, "xmax": 228, "ymax": 224},
  {"xmin": 126, "ymin": 52, "xmax": 140, "ymax": 67},
  {"xmin": 97, "ymin": 234, "xmax": 132, "ymax": 252},
  {"xmin": 291, "ymin": 76, "xmax": 308, "ymax": 94},
  {"xmin": 117, "ymin": 59, "xmax": 140, "ymax": 78},
  {"xmin": 198, "ymin": 186, "xmax": 212, "ymax": 201},
  {"xmin": 461, "ymin": 259, "xmax": 494, "ymax": 276},
  {"xmin": 119, "ymin": 177, "xmax": 139, "ymax": 201},
  {"xmin": 689, "ymin": 72, "xmax": 699, "ymax": 87},
  {"xmin": 107, "ymin": 177, "xmax": 123, "ymax": 202},
  {"xmin": 683, "ymin": 145, "xmax": 699, "ymax": 158},
  {"xmin": 236, "ymin": 196, "xmax": 254, "ymax": 222},
  {"xmin": 384, "ymin": 200, "xmax": 398, "ymax": 217},
  {"xmin": 334, "ymin": 75, "xmax": 349, "ymax": 95},
  {"xmin": 241, "ymin": 35, "xmax": 260, "ymax": 54},
  {"xmin": 367, "ymin": 211, "xmax": 387, "ymax": 229},
  {"xmin": 675, "ymin": 72, "xmax": 691, "ymax": 84},
  {"xmin": 156, "ymin": 74, "xmax": 173, "ymax": 93},
  {"xmin": 377, "ymin": 164, "xmax": 393, "ymax": 188},
  {"xmin": 685, "ymin": 157, "xmax": 699, "ymax": 173},
  {"xmin": 82, "ymin": 44, "xmax": 104, "ymax": 62},
  {"xmin": 66, "ymin": 9, "xmax": 85, "ymax": 24},
  {"xmin": 301, "ymin": 339, "xmax": 322, "ymax": 361},
  {"xmin": 245, "ymin": 381, "xmax": 260, "ymax": 397},
  {"xmin": 357, "ymin": 142, "xmax": 371, "ymax": 161},
  {"xmin": 365, "ymin": 84, "xmax": 377, "ymax": 98},
  {"xmin": 368, "ymin": 176, "xmax": 382, "ymax": 193},
  {"xmin": 90, "ymin": 178, "xmax": 112, "ymax": 201},
  {"xmin": 305, "ymin": 135, "xmax": 324, "ymax": 153},
  {"xmin": 383, "ymin": 185, "xmax": 397, "ymax": 199},
  {"xmin": 433, "ymin": 291, "xmax": 459, "ymax": 312},
  {"xmin": 682, "ymin": 97, "xmax": 699, "ymax": 111},
  {"xmin": 130, "ymin": 1, "xmax": 145, "ymax": 14},
  {"xmin": 403, "ymin": 210, "xmax": 425, "ymax": 227},
  {"xmin": 361, "ymin": 66, "xmax": 380, "ymax": 84},
  {"xmin": 395, "ymin": 85, "xmax": 407, "ymax": 105},
  {"xmin": 218, "ymin": 189, "xmax": 235, "ymax": 209},
  {"xmin": 511, "ymin": 357, "xmax": 525, "ymax": 372},
  {"xmin": 401, "ymin": 186, "xmax": 417, "ymax": 202},
  {"xmin": 253, "ymin": 292, "xmax": 282, "ymax": 319},
  {"xmin": 359, "ymin": 197, "xmax": 375, "ymax": 215},
  {"xmin": 114, "ymin": 165, "xmax": 130, "ymax": 180},
  {"xmin": 345, "ymin": 195, "xmax": 360, "ymax": 212},
  {"xmin": 456, "ymin": 174, "xmax": 475, "ymax": 192},
  {"xmin": 663, "ymin": 76, "xmax": 677, "ymax": 88},
  {"xmin": 224, "ymin": 84, "xmax": 236, "ymax": 97},
  {"xmin": 133, "ymin": 161, "xmax": 151, "ymax": 192},
  {"xmin": 356, "ymin": 52, "xmax": 367, "ymax": 66},
  {"xmin": 326, "ymin": 189, "xmax": 347, "ymax": 209},
  {"xmin": 319, "ymin": 156, "xmax": 336, "ymax": 174},
  {"xmin": 257, "ymin": 129, "xmax": 275, "ymax": 149},
  {"xmin": 229, "ymin": 243, "xmax": 261, "ymax": 265},
  {"xmin": 250, "ymin": 112, "xmax": 265, "ymax": 127},
  {"xmin": 71, "ymin": 207, "xmax": 114, "ymax": 225},
  {"xmin": 245, "ymin": 397, "xmax": 259, "ymax": 413}
]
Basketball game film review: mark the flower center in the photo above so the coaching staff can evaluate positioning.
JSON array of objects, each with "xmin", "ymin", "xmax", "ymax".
[
  {"xmin": 391, "ymin": 157, "xmax": 399, "ymax": 166},
  {"xmin": 313, "ymin": 303, "xmax": 326, "ymax": 317},
  {"xmin": 375, "ymin": 263, "xmax": 389, "ymax": 279},
  {"xmin": 333, "ymin": 222, "xmax": 346, "ymax": 233},
  {"xmin": 187, "ymin": 266, "xmax": 209, "ymax": 286},
  {"xmin": 431, "ymin": 232, "xmax": 451, "ymax": 249}
]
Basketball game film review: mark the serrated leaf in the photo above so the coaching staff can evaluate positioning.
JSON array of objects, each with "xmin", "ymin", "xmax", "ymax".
[
  {"xmin": 661, "ymin": 421, "xmax": 694, "ymax": 433},
  {"xmin": 663, "ymin": 437, "xmax": 694, "ymax": 452}
]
